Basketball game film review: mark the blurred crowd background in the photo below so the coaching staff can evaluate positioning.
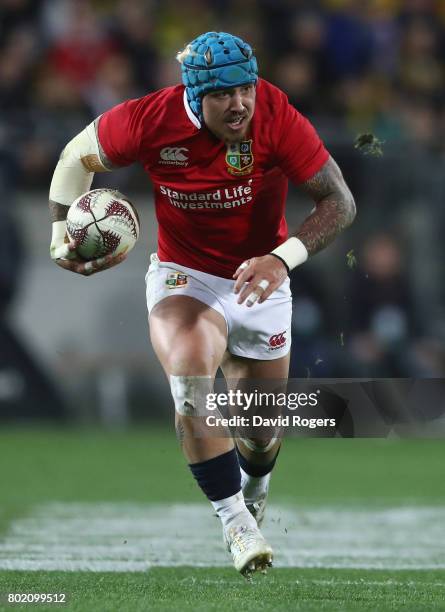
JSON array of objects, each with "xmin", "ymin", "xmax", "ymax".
[{"xmin": 1, "ymin": 0, "xmax": 445, "ymax": 423}]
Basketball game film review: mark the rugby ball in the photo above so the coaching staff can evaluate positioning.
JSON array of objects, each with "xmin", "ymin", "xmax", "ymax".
[{"xmin": 66, "ymin": 188, "xmax": 140, "ymax": 260}]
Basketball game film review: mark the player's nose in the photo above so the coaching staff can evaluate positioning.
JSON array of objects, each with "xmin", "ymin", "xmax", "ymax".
[{"xmin": 229, "ymin": 91, "xmax": 244, "ymax": 112}]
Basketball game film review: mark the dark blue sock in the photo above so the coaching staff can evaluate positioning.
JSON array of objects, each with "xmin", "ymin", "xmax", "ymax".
[
  {"xmin": 189, "ymin": 448, "xmax": 241, "ymax": 501},
  {"xmin": 236, "ymin": 445, "xmax": 281, "ymax": 478}
]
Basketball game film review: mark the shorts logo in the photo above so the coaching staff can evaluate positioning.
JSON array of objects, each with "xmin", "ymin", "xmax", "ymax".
[
  {"xmin": 159, "ymin": 147, "xmax": 189, "ymax": 166},
  {"xmin": 268, "ymin": 331, "xmax": 287, "ymax": 350},
  {"xmin": 226, "ymin": 140, "xmax": 253, "ymax": 176},
  {"xmin": 166, "ymin": 271, "xmax": 188, "ymax": 289}
]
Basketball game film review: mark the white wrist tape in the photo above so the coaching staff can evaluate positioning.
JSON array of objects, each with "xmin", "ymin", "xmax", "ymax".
[
  {"xmin": 50, "ymin": 220, "xmax": 70, "ymax": 260},
  {"xmin": 271, "ymin": 237, "xmax": 308, "ymax": 271},
  {"xmin": 51, "ymin": 220, "xmax": 66, "ymax": 244},
  {"xmin": 49, "ymin": 120, "xmax": 108, "ymax": 206}
]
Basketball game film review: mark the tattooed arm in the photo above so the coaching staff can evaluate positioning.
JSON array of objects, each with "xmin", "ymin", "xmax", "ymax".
[
  {"xmin": 295, "ymin": 156, "xmax": 356, "ymax": 255},
  {"xmin": 234, "ymin": 156, "xmax": 355, "ymax": 305}
]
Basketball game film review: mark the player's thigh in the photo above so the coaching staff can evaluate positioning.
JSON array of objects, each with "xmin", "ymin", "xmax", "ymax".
[
  {"xmin": 221, "ymin": 352, "xmax": 290, "ymax": 385},
  {"xmin": 149, "ymin": 295, "xmax": 228, "ymax": 376}
]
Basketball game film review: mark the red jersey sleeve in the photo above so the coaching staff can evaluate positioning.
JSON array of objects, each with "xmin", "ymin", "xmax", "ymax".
[
  {"xmin": 98, "ymin": 97, "xmax": 146, "ymax": 167},
  {"xmin": 275, "ymin": 99, "xmax": 329, "ymax": 184}
]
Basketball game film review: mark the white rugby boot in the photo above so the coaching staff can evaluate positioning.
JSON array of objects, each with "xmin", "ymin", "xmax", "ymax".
[{"xmin": 225, "ymin": 522, "xmax": 273, "ymax": 577}]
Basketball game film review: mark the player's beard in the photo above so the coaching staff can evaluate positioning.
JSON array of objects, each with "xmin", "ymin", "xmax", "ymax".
[
  {"xmin": 224, "ymin": 128, "xmax": 249, "ymax": 144},
  {"xmin": 206, "ymin": 123, "xmax": 249, "ymax": 144},
  {"xmin": 221, "ymin": 116, "xmax": 251, "ymax": 144},
  {"xmin": 204, "ymin": 109, "xmax": 252, "ymax": 143}
]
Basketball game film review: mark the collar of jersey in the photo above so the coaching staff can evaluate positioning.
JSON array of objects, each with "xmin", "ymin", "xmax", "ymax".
[{"xmin": 183, "ymin": 89, "xmax": 201, "ymax": 129}]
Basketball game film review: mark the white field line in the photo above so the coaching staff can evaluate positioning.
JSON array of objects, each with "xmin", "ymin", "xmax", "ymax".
[
  {"xmin": 0, "ymin": 504, "xmax": 444, "ymax": 572},
  {"xmin": 177, "ymin": 577, "xmax": 445, "ymax": 587}
]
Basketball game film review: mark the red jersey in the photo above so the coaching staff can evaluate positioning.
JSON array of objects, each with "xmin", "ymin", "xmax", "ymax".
[{"xmin": 98, "ymin": 78, "xmax": 329, "ymax": 278}]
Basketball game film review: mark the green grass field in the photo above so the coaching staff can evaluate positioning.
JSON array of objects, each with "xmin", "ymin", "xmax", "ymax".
[{"xmin": 0, "ymin": 428, "xmax": 444, "ymax": 611}]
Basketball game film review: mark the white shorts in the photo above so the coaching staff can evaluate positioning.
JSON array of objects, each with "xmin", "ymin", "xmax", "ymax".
[{"xmin": 145, "ymin": 254, "xmax": 292, "ymax": 360}]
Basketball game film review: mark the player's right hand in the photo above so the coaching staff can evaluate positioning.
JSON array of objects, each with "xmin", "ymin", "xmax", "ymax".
[
  {"xmin": 51, "ymin": 239, "xmax": 127, "ymax": 276},
  {"xmin": 233, "ymin": 254, "xmax": 288, "ymax": 306}
]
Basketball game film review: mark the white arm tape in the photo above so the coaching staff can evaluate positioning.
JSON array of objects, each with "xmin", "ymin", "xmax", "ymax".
[
  {"xmin": 271, "ymin": 237, "xmax": 308, "ymax": 271},
  {"xmin": 49, "ymin": 120, "xmax": 108, "ymax": 206}
]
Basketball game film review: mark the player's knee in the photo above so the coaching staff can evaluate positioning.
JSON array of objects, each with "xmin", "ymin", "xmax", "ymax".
[
  {"xmin": 170, "ymin": 374, "xmax": 214, "ymax": 417},
  {"xmin": 240, "ymin": 436, "xmax": 278, "ymax": 453}
]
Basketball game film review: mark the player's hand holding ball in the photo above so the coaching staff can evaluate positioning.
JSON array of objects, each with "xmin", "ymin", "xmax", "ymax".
[
  {"xmin": 233, "ymin": 254, "xmax": 288, "ymax": 307},
  {"xmin": 50, "ymin": 188, "xmax": 140, "ymax": 276}
]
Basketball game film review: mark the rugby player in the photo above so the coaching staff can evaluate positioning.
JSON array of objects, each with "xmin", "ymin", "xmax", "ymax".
[{"xmin": 48, "ymin": 32, "xmax": 355, "ymax": 576}]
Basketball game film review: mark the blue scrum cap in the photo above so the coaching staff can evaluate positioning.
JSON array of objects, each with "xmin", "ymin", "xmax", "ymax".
[{"xmin": 177, "ymin": 31, "xmax": 258, "ymax": 122}]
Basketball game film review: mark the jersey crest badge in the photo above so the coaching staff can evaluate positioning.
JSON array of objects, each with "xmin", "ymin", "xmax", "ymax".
[
  {"xmin": 166, "ymin": 271, "xmax": 188, "ymax": 289},
  {"xmin": 226, "ymin": 140, "xmax": 253, "ymax": 176}
]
